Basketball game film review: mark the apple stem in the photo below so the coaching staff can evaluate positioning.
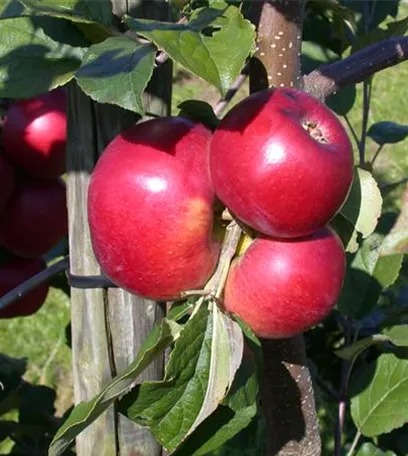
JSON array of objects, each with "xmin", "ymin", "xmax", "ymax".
[
  {"xmin": 180, "ymin": 289, "xmax": 209, "ymax": 299},
  {"xmin": 221, "ymin": 209, "xmax": 233, "ymax": 221},
  {"xmin": 205, "ymin": 221, "xmax": 242, "ymax": 300},
  {"xmin": 0, "ymin": 256, "xmax": 69, "ymax": 312},
  {"xmin": 370, "ymin": 143, "xmax": 384, "ymax": 167}
]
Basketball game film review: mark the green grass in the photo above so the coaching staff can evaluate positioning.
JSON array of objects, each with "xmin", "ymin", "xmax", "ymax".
[{"xmin": 0, "ymin": 287, "xmax": 72, "ymax": 414}]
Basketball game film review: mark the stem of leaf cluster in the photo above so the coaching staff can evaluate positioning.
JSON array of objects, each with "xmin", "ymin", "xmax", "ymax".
[
  {"xmin": 205, "ymin": 222, "xmax": 242, "ymax": 300},
  {"xmin": 358, "ymin": 0, "xmax": 372, "ymax": 166},
  {"xmin": 371, "ymin": 143, "xmax": 384, "ymax": 166},
  {"xmin": 214, "ymin": 65, "xmax": 249, "ymax": 117},
  {"xmin": 344, "ymin": 115, "xmax": 360, "ymax": 150},
  {"xmin": 359, "ymin": 77, "xmax": 371, "ymax": 165},
  {"xmin": 346, "ymin": 430, "xmax": 362, "ymax": 456},
  {"xmin": 334, "ymin": 317, "xmax": 354, "ymax": 456}
]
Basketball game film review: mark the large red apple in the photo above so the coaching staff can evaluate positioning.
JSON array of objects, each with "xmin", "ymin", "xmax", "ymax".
[
  {"xmin": 88, "ymin": 117, "xmax": 220, "ymax": 301},
  {"xmin": 210, "ymin": 88, "xmax": 353, "ymax": 238},
  {"xmin": 0, "ymin": 256, "xmax": 49, "ymax": 318},
  {"xmin": 0, "ymin": 151, "xmax": 15, "ymax": 214},
  {"xmin": 0, "ymin": 176, "xmax": 68, "ymax": 257},
  {"xmin": 223, "ymin": 227, "xmax": 345, "ymax": 339},
  {"xmin": 2, "ymin": 88, "xmax": 67, "ymax": 179}
]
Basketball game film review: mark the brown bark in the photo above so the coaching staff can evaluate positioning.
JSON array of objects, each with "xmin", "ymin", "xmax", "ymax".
[
  {"xmin": 247, "ymin": 2, "xmax": 321, "ymax": 455},
  {"xmin": 303, "ymin": 35, "xmax": 408, "ymax": 100}
]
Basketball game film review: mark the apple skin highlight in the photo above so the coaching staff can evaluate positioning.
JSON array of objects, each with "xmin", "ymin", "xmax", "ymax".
[
  {"xmin": 210, "ymin": 87, "xmax": 354, "ymax": 239},
  {"xmin": 88, "ymin": 117, "xmax": 220, "ymax": 301},
  {"xmin": 223, "ymin": 227, "xmax": 345, "ymax": 339},
  {"xmin": 2, "ymin": 88, "xmax": 67, "ymax": 179}
]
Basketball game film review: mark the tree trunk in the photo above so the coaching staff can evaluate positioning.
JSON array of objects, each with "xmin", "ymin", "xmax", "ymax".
[
  {"xmin": 67, "ymin": 2, "xmax": 172, "ymax": 455},
  {"xmin": 248, "ymin": 1, "xmax": 321, "ymax": 455}
]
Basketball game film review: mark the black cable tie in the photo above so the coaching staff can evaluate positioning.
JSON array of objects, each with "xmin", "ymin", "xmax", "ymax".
[{"xmin": 66, "ymin": 272, "xmax": 118, "ymax": 289}]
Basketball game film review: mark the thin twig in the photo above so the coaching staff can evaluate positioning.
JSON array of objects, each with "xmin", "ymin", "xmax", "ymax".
[
  {"xmin": 359, "ymin": 0, "xmax": 372, "ymax": 166},
  {"xmin": 303, "ymin": 35, "xmax": 408, "ymax": 100},
  {"xmin": 344, "ymin": 115, "xmax": 360, "ymax": 149},
  {"xmin": 346, "ymin": 430, "xmax": 362, "ymax": 456},
  {"xmin": 154, "ymin": 16, "xmax": 188, "ymax": 66},
  {"xmin": 214, "ymin": 65, "xmax": 249, "ymax": 117},
  {"xmin": 371, "ymin": 143, "xmax": 384, "ymax": 166},
  {"xmin": 205, "ymin": 222, "xmax": 242, "ymax": 298},
  {"xmin": 334, "ymin": 317, "xmax": 353, "ymax": 456},
  {"xmin": 359, "ymin": 77, "xmax": 371, "ymax": 165},
  {"xmin": 0, "ymin": 257, "xmax": 69, "ymax": 312}
]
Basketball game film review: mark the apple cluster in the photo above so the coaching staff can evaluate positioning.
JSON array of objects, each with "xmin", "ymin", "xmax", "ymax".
[
  {"xmin": 88, "ymin": 88, "xmax": 354, "ymax": 339},
  {"xmin": 0, "ymin": 89, "xmax": 68, "ymax": 318}
]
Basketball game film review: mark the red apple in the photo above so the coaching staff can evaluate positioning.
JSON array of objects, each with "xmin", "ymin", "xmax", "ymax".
[
  {"xmin": 0, "ymin": 256, "xmax": 49, "ymax": 318},
  {"xmin": 0, "ymin": 176, "xmax": 68, "ymax": 257},
  {"xmin": 223, "ymin": 227, "xmax": 345, "ymax": 339},
  {"xmin": 2, "ymin": 88, "xmax": 67, "ymax": 179},
  {"xmin": 210, "ymin": 88, "xmax": 353, "ymax": 238},
  {"xmin": 0, "ymin": 151, "xmax": 15, "ymax": 214},
  {"xmin": 88, "ymin": 117, "xmax": 220, "ymax": 301}
]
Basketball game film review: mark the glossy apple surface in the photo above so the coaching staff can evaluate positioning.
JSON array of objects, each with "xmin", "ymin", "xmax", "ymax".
[
  {"xmin": 0, "ymin": 176, "xmax": 68, "ymax": 257},
  {"xmin": 223, "ymin": 227, "xmax": 345, "ymax": 339},
  {"xmin": 2, "ymin": 88, "xmax": 67, "ymax": 178},
  {"xmin": 88, "ymin": 117, "xmax": 220, "ymax": 301},
  {"xmin": 0, "ymin": 152, "xmax": 15, "ymax": 214},
  {"xmin": 210, "ymin": 88, "xmax": 353, "ymax": 238},
  {"xmin": 0, "ymin": 256, "xmax": 49, "ymax": 318}
]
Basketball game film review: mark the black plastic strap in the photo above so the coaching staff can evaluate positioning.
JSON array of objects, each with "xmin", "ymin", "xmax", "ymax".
[{"xmin": 66, "ymin": 272, "xmax": 118, "ymax": 289}]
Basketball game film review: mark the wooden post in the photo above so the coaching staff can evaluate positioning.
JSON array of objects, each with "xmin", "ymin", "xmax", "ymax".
[
  {"xmin": 66, "ymin": 2, "xmax": 172, "ymax": 455},
  {"xmin": 248, "ymin": 1, "xmax": 321, "ymax": 455}
]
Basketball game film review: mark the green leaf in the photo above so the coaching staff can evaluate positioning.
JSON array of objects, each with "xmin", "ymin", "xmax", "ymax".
[
  {"xmin": 335, "ymin": 334, "xmax": 390, "ymax": 361},
  {"xmin": 0, "ymin": 16, "xmax": 84, "ymax": 98},
  {"xmin": 0, "ymin": 0, "xmax": 29, "ymax": 18},
  {"xmin": 331, "ymin": 168, "xmax": 382, "ymax": 253},
  {"xmin": 167, "ymin": 299, "xmax": 195, "ymax": 321},
  {"xmin": 352, "ymin": 16, "xmax": 408, "ymax": 53},
  {"xmin": 178, "ymin": 100, "xmax": 220, "ymax": 131},
  {"xmin": 174, "ymin": 336, "xmax": 260, "ymax": 455},
  {"xmin": 337, "ymin": 232, "xmax": 403, "ymax": 318},
  {"xmin": 327, "ymin": 84, "xmax": 356, "ymax": 116},
  {"xmin": 351, "ymin": 353, "xmax": 408, "ymax": 437},
  {"xmin": 335, "ymin": 326, "xmax": 408, "ymax": 361},
  {"xmin": 48, "ymin": 318, "xmax": 182, "ymax": 456},
  {"xmin": 301, "ymin": 41, "xmax": 339, "ymax": 74},
  {"xmin": 19, "ymin": 0, "xmax": 113, "ymax": 25},
  {"xmin": 174, "ymin": 405, "xmax": 257, "ymax": 456},
  {"xmin": 125, "ymin": 3, "xmax": 255, "ymax": 95},
  {"xmin": 368, "ymin": 121, "xmax": 408, "ymax": 146},
  {"xmin": 355, "ymin": 442, "xmax": 397, "ymax": 456},
  {"xmin": 382, "ymin": 325, "xmax": 408, "ymax": 347},
  {"xmin": 75, "ymin": 37, "xmax": 155, "ymax": 114},
  {"xmin": 381, "ymin": 188, "xmax": 408, "ymax": 255},
  {"xmin": 120, "ymin": 302, "xmax": 244, "ymax": 453}
]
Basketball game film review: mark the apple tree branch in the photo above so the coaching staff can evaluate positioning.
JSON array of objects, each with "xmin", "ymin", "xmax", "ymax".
[{"xmin": 303, "ymin": 36, "xmax": 408, "ymax": 100}]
